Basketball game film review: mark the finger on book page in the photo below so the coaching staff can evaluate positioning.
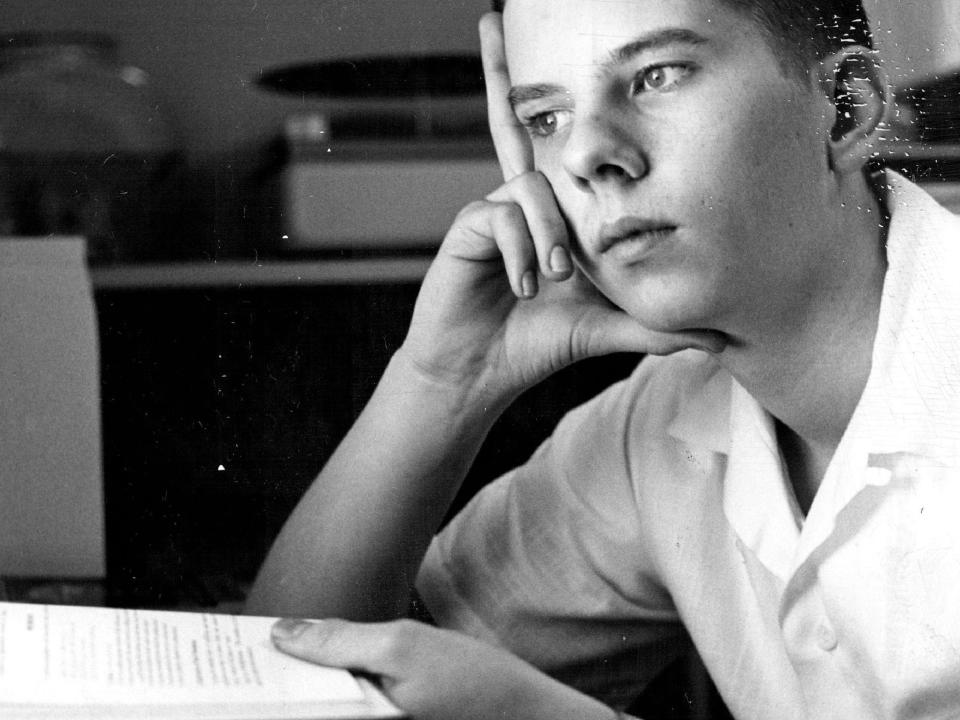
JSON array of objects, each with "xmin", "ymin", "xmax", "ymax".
[
  {"xmin": 480, "ymin": 12, "xmax": 534, "ymax": 182},
  {"xmin": 273, "ymin": 618, "xmax": 398, "ymax": 678}
]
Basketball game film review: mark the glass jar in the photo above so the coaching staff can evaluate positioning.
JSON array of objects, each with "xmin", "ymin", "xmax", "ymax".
[{"xmin": 0, "ymin": 32, "xmax": 184, "ymax": 262}]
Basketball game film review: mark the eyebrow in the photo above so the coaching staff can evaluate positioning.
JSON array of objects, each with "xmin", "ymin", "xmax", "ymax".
[
  {"xmin": 507, "ymin": 27, "xmax": 709, "ymax": 109},
  {"xmin": 508, "ymin": 83, "xmax": 566, "ymax": 109},
  {"xmin": 604, "ymin": 27, "xmax": 709, "ymax": 69}
]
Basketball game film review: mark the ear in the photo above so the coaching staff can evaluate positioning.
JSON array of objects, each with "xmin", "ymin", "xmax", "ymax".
[{"xmin": 818, "ymin": 46, "xmax": 890, "ymax": 174}]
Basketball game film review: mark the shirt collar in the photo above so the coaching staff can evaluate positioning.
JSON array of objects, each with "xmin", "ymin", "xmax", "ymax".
[
  {"xmin": 667, "ymin": 172, "xmax": 960, "ymax": 467},
  {"xmin": 843, "ymin": 171, "xmax": 960, "ymax": 467},
  {"xmin": 665, "ymin": 356, "xmax": 731, "ymax": 455},
  {"xmin": 722, "ymin": 379, "xmax": 803, "ymax": 583},
  {"xmin": 664, "ymin": 173, "xmax": 960, "ymax": 579},
  {"xmin": 666, "ymin": 360, "xmax": 801, "ymax": 583}
]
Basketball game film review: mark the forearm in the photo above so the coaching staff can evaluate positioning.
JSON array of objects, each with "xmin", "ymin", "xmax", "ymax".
[{"xmin": 245, "ymin": 349, "xmax": 507, "ymax": 620}]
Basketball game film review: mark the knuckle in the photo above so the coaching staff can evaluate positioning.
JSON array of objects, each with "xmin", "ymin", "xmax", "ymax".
[
  {"xmin": 506, "ymin": 169, "xmax": 546, "ymax": 193},
  {"xmin": 499, "ymin": 202, "xmax": 526, "ymax": 225},
  {"xmin": 537, "ymin": 213, "xmax": 567, "ymax": 242},
  {"xmin": 378, "ymin": 620, "xmax": 420, "ymax": 665},
  {"xmin": 488, "ymin": 171, "xmax": 551, "ymax": 204},
  {"xmin": 309, "ymin": 619, "xmax": 344, "ymax": 650},
  {"xmin": 485, "ymin": 200, "xmax": 524, "ymax": 228},
  {"xmin": 455, "ymin": 199, "xmax": 492, "ymax": 222}
]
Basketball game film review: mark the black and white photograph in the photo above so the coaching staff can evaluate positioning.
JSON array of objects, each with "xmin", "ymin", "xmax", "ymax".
[{"xmin": 1, "ymin": 1, "xmax": 959, "ymax": 718}]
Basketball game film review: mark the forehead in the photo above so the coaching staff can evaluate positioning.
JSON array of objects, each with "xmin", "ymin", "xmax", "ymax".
[{"xmin": 502, "ymin": 0, "xmax": 750, "ymax": 81}]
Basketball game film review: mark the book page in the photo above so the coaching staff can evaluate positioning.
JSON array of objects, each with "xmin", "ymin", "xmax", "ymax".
[{"xmin": 0, "ymin": 603, "xmax": 366, "ymax": 708}]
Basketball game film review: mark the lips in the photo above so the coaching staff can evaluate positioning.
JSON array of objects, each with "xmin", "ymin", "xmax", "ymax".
[{"xmin": 598, "ymin": 217, "xmax": 678, "ymax": 255}]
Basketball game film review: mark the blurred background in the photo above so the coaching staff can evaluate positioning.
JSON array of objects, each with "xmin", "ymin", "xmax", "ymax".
[
  {"xmin": 0, "ymin": 0, "xmax": 955, "ymax": 260},
  {"xmin": 0, "ymin": 2, "xmax": 957, "ymax": 718},
  {"xmin": 0, "ymin": 0, "xmax": 490, "ymax": 157},
  {"xmin": 0, "ymin": 0, "xmax": 954, "ymax": 157}
]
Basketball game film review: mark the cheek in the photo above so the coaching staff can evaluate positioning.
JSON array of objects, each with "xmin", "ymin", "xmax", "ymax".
[
  {"xmin": 677, "ymin": 110, "xmax": 774, "ymax": 190},
  {"xmin": 731, "ymin": 89, "xmax": 827, "ymax": 188},
  {"xmin": 533, "ymin": 148, "xmax": 594, "ymax": 232},
  {"xmin": 532, "ymin": 145, "xmax": 566, "ymax": 193},
  {"xmin": 673, "ymin": 93, "xmax": 826, "ymax": 229}
]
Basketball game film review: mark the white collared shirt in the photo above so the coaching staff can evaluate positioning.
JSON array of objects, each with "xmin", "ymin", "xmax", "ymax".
[{"xmin": 418, "ymin": 174, "xmax": 960, "ymax": 719}]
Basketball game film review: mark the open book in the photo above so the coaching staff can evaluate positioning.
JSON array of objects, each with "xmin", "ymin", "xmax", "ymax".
[{"xmin": 0, "ymin": 602, "xmax": 404, "ymax": 719}]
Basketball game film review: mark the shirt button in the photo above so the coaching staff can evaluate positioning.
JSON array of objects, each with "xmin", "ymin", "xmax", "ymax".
[{"xmin": 816, "ymin": 622, "xmax": 838, "ymax": 651}]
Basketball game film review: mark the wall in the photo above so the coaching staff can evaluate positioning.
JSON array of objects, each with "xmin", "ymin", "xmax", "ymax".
[
  {"xmin": 1, "ymin": 0, "xmax": 957, "ymax": 161},
  {"xmin": 0, "ymin": 0, "xmax": 489, "ymax": 159},
  {"xmin": 866, "ymin": 0, "xmax": 960, "ymax": 85},
  {"xmin": 1, "ymin": 1, "xmax": 956, "ymax": 161}
]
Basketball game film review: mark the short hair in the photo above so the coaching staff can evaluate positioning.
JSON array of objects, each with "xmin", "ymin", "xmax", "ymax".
[{"xmin": 491, "ymin": 0, "xmax": 873, "ymax": 82}]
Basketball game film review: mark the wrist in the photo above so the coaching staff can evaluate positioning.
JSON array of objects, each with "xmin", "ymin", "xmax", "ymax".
[{"xmin": 388, "ymin": 345, "xmax": 517, "ymax": 421}]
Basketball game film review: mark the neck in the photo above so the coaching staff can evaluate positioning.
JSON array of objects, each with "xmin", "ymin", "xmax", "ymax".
[{"xmin": 719, "ymin": 172, "xmax": 888, "ymax": 499}]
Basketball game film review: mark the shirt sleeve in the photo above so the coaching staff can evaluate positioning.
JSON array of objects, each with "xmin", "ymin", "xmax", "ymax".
[{"xmin": 415, "ymin": 361, "xmax": 690, "ymax": 706}]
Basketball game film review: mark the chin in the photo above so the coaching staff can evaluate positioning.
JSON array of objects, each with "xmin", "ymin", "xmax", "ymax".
[{"xmin": 609, "ymin": 281, "xmax": 722, "ymax": 336}]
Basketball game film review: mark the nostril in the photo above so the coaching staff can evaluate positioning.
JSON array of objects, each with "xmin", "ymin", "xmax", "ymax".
[
  {"xmin": 598, "ymin": 163, "xmax": 630, "ymax": 179},
  {"xmin": 572, "ymin": 175, "xmax": 591, "ymax": 192},
  {"xmin": 570, "ymin": 163, "xmax": 633, "ymax": 192},
  {"xmin": 561, "ymin": 120, "xmax": 647, "ymax": 188}
]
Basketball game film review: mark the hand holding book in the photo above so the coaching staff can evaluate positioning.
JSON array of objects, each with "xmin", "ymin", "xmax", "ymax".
[
  {"xmin": 270, "ymin": 617, "xmax": 620, "ymax": 720},
  {"xmin": 0, "ymin": 602, "xmax": 402, "ymax": 720}
]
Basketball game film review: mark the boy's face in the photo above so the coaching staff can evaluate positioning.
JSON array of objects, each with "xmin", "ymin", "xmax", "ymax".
[{"xmin": 503, "ymin": 0, "xmax": 840, "ymax": 336}]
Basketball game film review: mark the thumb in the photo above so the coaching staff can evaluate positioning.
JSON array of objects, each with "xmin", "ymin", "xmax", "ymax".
[
  {"xmin": 560, "ymin": 270, "xmax": 727, "ymax": 357},
  {"xmin": 271, "ymin": 618, "xmax": 391, "ymax": 676},
  {"xmin": 582, "ymin": 310, "xmax": 728, "ymax": 357}
]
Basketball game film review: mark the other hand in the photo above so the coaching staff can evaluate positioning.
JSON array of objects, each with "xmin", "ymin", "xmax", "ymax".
[{"xmin": 271, "ymin": 618, "xmax": 616, "ymax": 720}]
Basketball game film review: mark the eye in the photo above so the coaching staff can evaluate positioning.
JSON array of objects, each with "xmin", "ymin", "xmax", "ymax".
[
  {"xmin": 632, "ymin": 63, "xmax": 694, "ymax": 94},
  {"xmin": 520, "ymin": 109, "xmax": 572, "ymax": 138}
]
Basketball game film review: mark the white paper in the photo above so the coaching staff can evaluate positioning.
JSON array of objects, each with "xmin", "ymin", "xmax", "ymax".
[{"xmin": 0, "ymin": 603, "xmax": 399, "ymax": 719}]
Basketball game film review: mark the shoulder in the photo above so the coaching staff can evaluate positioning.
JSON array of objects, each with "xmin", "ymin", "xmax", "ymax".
[
  {"xmin": 442, "ymin": 349, "xmax": 728, "ymax": 533},
  {"xmin": 886, "ymin": 172, "xmax": 960, "ymax": 266},
  {"xmin": 864, "ymin": 174, "xmax": 960, "ymax": 460},
  {"xmin": 546, "ymin": 349, "xmax": 726, "ymax": 474},
  {"xmin": 880, "ymin": 173, "xmax": 960, "ymax": 349},
  {"xmin": 557, "ymin": 349, "xmax": 723, "ymax": 432}
]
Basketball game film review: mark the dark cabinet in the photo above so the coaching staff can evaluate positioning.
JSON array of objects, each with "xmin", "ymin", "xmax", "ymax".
[
  {"xmin": 95, "ymin": 278, "xmax": 640, "ymax": 607},
  {"xmin": 93, "ymin": 267, "xmax": 735, "ymax": 719}
]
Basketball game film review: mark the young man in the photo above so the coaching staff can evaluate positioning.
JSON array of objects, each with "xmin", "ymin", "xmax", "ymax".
[{"xmin": 246, "ymin": 1, "xmax": 960, "ymax": 718}]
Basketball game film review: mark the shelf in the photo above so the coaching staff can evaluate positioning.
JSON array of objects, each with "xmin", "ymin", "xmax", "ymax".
[
  {"xmin": 90, "ymin": 256, "xmax": 433, "ymax": 290},
  {"xmin": 88, "ymin": 143, "xmax": 960, "ymax": 292},
  {"xmin": 877, "ymin": 141, "xmax": 960, "ymax": 161}
]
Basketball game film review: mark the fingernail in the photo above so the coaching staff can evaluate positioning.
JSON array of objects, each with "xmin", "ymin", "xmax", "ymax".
[
  {"xmin": 521, "ymin": 270, "xmax": 538, "ymax": 298},
  {"xmin": 272, "ymin": 618, "xmax": 311, "ymax": 640},
  {"xmin": 549, "ymin": 245, "xmax": 572, "ymax": 274}
]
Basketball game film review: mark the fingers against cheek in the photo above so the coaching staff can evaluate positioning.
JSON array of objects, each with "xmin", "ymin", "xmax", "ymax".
[
  {"xmin": 487, "ymin": 174, "xmax": 573, "ymax": 287},
  {"xmin": 479, "ymin": 12, "xmax": 534, "ymax": 181},
  {"xmin": 480, "ymin": 12, "xmax": 571, "ymax": 294},
  {"xmin": 516, "ymin": 178, "xmax": 573, "ymax": 281},
  {"xmin": 486, "ymin": 203, "xmax": 538, "ymax": 298}
]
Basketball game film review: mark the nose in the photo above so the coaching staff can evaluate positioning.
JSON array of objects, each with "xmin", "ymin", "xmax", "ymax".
[{"xmin": 562, "ymin": 112, "xmax": 648, "ymax": 192}]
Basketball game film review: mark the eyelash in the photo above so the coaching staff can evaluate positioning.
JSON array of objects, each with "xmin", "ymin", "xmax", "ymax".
[
  {"xmin": 518, "ymin": 62, "xmax": 695, "ymax": 139},
  {"xmin": 520, "ymin": 110, "xmax": 571, "ymax": 139},
  {"xmin": 630, "ymin": 62, "xmax": 695, "ymax": 95}
]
